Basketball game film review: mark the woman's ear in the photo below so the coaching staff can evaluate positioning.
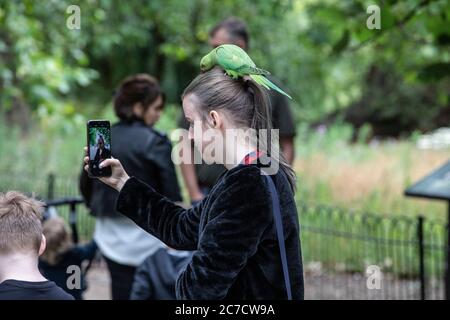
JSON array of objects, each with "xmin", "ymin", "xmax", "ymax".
[
  {"xmin": 209, "ymin": 110, "xmax": 222, "ymax": 129},
  {"xmin": 132, "ymin": 102, "xmax": 144, "ymax": 117}
]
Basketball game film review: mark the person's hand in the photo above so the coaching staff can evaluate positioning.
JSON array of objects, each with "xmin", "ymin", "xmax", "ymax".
[{"xmin": 83, "ymin": 147, "xmax": 130, "ymax": 192}]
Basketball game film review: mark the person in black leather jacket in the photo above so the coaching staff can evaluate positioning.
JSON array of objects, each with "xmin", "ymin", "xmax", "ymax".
[{"xmin": 79, "ymin": 74, "xmax": 183, "ymax": 300}]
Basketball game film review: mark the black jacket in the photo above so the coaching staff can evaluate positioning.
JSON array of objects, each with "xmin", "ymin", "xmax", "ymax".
[
  {"xmin": 80, "ymin": 119, "xmax": 182, "ymax": 217},
  {"xmin": 116, "ymin": 163, "xmax": 304, "ymax": 300},
  {"xmin": 130, "ymin": 248, "xmax": 192, "ymax": 300},
  {"xmin": 39, "ymin": 240, "xmax": 97, "ymax": 300}
]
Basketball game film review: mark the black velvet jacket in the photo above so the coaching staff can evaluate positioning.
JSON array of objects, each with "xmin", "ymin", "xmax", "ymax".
[{"xmin": 116, "ymin": 163, "xmax": 304, "ymax": 300}]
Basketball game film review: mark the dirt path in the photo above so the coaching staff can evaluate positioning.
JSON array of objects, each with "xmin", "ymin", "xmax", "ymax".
[{"xmin": 81, "ymin": 262, "xmax": 445, "ymax": 300}]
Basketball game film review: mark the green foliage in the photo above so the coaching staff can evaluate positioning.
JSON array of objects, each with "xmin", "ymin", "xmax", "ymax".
[
  {"xmin": 1, "ymin": 0, "xmax": 450, "ymax": 218},
  {"xmin": 0, "ymin": 0, "xmax": 98, "ymax": 131},
  {"xmin": 1, "ymin": 0, "xmax": 449, "ymax": 131}
]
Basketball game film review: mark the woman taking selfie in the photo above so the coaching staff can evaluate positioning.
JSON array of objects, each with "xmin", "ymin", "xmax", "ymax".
[
  {"xmin": 80, "ymin": 74, "xmax": 182, "ymax": 299},
  {"xmin": 84, "ymin": 67, "xmax": 304, "ymax": 299}
]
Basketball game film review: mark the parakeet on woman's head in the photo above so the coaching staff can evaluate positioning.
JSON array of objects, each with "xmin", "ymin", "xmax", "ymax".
[{"xmin": 199, "ymin": 44, "xmax": 291, "ymax": 99}]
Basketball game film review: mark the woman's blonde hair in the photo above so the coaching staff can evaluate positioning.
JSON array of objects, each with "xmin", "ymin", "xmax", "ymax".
[{"xmin": 41, "ymin": 217, "xmax": 73, "ymax": 265}]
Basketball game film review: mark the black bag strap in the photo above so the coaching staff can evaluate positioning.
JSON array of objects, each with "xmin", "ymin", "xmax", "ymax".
[{"xmin": 264, "ymin": 174, "xmax": 292, "ymax": 300}]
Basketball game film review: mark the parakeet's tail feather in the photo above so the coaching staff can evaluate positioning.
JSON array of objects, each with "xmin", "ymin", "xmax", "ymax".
[
  {"xmin": 250, "ymin": 74, "xmax": 271, "ymax": 90},
  {"xmin": 250, "ymin": 75, "xmax": 292, "ymax": 99}
]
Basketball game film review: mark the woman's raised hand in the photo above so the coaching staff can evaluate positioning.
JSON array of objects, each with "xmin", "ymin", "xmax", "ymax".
[{"xmin": 83, "ymin": 147, "xmax": 130, "ymax": 192}]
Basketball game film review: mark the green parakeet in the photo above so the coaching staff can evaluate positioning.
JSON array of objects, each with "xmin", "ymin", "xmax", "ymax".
[{"xmin": 200, "ymin": 44, "xmax": 292, "ymax": 99}]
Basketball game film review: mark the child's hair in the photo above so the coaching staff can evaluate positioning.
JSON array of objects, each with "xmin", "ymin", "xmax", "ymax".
[
  {"xmin": 40, "ymin": 217, "xmax": 74, "ymax": 265},
  {"xmin": 114, "ymin": 73, "xmax": 165, "ymax": 121},
  {"xmin": 0, "ymin": 191, "xmax": 44, "ymax": 255},
  {"xmin": 182, "ymin": 67, "xmax": 296, "ymax": 192}
]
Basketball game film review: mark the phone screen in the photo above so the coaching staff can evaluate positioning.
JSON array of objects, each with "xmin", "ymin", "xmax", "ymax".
[{"xmin": 87, "ymin": 120, "xmax": 112, "ymax": 177}]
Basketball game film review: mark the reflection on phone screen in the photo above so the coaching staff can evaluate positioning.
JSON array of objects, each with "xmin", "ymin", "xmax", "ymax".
[{"xmin": 88, "ymin": 124, "xmax": 111, "ymax": 174}]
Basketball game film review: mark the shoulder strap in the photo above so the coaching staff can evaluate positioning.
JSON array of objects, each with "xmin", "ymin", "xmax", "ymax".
[{"xmin": 264, "ymin": 174, "xmax": 292, "ymax": 300}]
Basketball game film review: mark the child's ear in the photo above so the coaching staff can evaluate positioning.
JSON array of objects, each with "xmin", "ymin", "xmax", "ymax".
[{"xmin": 38, "ymin": 235, "xmax": 46, "ymax": 256}]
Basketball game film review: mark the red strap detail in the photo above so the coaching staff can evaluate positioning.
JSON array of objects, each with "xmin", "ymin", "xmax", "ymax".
[{"xmin": 242, "ymin": 150, "xmax": 263, "ymax": 165}]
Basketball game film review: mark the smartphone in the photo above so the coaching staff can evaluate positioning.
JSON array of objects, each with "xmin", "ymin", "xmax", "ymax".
[{"xmin": 87, "ymin": 120, "xmax": 112, "ymax": 177}]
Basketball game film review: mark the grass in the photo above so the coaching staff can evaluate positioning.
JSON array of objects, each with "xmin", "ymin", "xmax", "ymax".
[{"xmin": 294, "ymin": 124, "xmax": 450, "ymax": 221}]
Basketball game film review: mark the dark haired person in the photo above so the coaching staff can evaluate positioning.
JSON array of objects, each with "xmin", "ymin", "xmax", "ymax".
[
  {"xmin": 178, "ymin": 16, "xmax": 297, "ymax": 204},
  {"xmin": 83, "ymin": 68, "xmax": 304, "ymax": 299},
  {"xmin": 93, "ymin": 135, "xmax": 111, "ymax": 170},
  {"xmin": 209, "ymin": 16, "xmax": 249, "ymax": 50},
  {"xmin": 79, "ymin": 74, "xmax": 182, "ymax": 300}
]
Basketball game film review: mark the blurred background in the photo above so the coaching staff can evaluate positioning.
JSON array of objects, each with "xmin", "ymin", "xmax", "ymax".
[{"xmin": 1, "ymin": 0, "xmax": 450, "ymax": 299}]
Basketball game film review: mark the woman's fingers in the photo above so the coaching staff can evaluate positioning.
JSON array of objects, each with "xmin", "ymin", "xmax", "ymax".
[
  {"xmin": 99, "ymin": 158, "xmax": 119, "ymax": 169},
  {"xmin": 82, "ymin": 147, "xmax": 127, "ymax": 191},
  {"xmin": 83, "ymin": 156, "xmax": 89, "ymax": 173}
]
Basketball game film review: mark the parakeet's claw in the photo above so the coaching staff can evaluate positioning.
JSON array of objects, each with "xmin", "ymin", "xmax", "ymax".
[
  {"xmin": 225, "ymin": 69, "xmax": 239, "ymax": 79},
  {"xmin": 224, "ymin": 72, "xmax": 234, "ymax": 79}
]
